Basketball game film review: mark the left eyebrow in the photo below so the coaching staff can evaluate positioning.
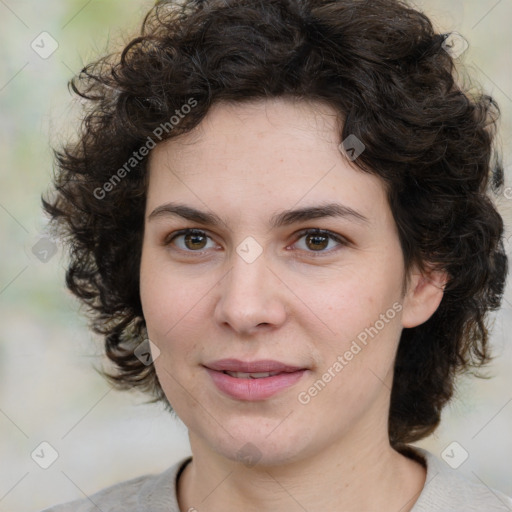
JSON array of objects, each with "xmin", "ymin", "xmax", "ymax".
[
  {"xmin": 147, "ymin": 202, "xmax": 370, "ymax": 228},
  {"xmin": 269, "ymin": 203, "xmax": 369, "ymax": 228}
]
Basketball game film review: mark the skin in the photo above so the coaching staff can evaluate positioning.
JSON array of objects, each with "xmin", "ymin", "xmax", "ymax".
[{"xmin": 139, "ymin": 97, "xmax": 446, "ymax": 512}]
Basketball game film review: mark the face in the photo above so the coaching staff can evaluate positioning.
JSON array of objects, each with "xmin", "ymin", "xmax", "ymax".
[{"xmin": 140, "ymin": 98, "xmax": 415, "ymax": 466}]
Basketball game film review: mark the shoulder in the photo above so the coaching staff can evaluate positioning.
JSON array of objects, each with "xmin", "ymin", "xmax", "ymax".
[
  {"xmin": 39, "ymin": 474, "xmax": 150, "ymax": 512},
  {"xmin": 411, "ymin": 447, "xmax": 512, "ymax": 512},
  {"xmin": 39, "ymin": 457, "xmax": 192, "ymax": 512}
]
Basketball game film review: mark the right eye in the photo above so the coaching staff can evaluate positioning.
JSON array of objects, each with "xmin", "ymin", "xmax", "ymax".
[{"xmin": 164, "ymin": 229, "xmax": 219, "ymax": 253}]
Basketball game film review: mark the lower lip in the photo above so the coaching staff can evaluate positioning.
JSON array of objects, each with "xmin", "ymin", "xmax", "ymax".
[{"xmin": 205, "ymin": 368, "xmax": 307, "ymax": 401}]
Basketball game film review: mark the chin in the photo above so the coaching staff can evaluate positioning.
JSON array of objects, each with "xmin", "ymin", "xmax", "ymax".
[{"xmin": 200, "ymin": 420, "xmax": 318, "ymax": 468}]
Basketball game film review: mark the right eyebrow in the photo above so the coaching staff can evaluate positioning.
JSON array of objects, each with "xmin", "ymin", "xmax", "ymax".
[{"xmin": 148, "ymin": 203, "xmax": 226, "ymax": 226}]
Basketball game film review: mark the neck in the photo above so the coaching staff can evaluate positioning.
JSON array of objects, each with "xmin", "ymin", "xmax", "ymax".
[{"xmin": 177, "ymin": 424, "xmax": 426, "ymax": 512}]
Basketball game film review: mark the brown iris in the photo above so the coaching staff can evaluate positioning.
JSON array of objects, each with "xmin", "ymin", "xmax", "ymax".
[
  {"xmin": 184, "ymin": 231, "xmax": 208, "ymax": 250},
  {"xmin": 305, "ymin": 232, "xmax": 329, "ymax": 251}
]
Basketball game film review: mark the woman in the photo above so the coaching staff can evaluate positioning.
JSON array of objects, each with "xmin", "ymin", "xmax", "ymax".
[{"xmin": 41, "ymin": 0, "xmax": 512, "ymax": 510}]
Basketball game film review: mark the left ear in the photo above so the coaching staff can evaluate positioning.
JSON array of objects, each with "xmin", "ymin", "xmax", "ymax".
[{"xmin": 401, "ymin": 264, "xmax": 448, "ymax": 329}]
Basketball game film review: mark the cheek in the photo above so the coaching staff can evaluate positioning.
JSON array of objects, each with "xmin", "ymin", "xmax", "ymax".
[
  {"xmin": 302, "ymin": 309, "xmax": 403, "ymax": 425},
  {"xmin": 311, "ymin": 253, "xmax": 405, "ymax": 386},
  {"xmin": 139, "ymin": 252, "xmax": 212, "ymax": 366},
  {"xmin": 140, "ymin": 251, "xmax": 180, "ymax": 344},
  {"xmin": 319, "ymin": 263, "xmax": 403, "ymax": 339},
  {"xmin": 140, "ymin": 245, "xmax": 185, "ymax": 320}
]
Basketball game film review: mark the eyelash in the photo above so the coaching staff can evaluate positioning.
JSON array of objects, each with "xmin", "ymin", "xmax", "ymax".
[{"xmin": 163, "ymin": 228, "xmax": 349, "ymax": 257}]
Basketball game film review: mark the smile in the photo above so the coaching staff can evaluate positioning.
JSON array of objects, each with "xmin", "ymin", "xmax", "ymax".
[{"xmin": 205, "ymin": 368, "xmax": 307, "ymax": 401}]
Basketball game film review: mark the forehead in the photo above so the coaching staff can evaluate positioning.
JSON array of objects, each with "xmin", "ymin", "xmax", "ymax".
[
  {"xmin": 145, "ymin": 98, "xmax": 388, "ymax": 222},
  {"xmin": 149, "ymin": 98, "xmax": 340, "ymax": 166}
]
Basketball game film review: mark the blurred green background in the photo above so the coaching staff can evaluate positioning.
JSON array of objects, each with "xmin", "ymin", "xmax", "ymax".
[{"xmin": 1, "ymin": 1, "xmax": 511, "ymax": 511}]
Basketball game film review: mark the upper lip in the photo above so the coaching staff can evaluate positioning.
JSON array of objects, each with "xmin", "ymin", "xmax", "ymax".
[{"xmin": 204, "ymin": 359, "xmax": 305, "ymax": 373}]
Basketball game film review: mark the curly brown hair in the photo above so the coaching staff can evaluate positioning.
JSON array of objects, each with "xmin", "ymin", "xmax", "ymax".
[{"xmin": 43, "ymin": 0, "xmax": 508, "ymax": 451}]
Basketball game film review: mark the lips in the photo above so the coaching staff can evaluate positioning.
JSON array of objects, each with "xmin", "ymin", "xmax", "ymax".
[
  {"xmin": 224, "ymin": 370, "xmax": 282, "ymax": 379},
  {"xmin": 204, "ymin": 359, "xmax": 304, "ymax": 373},
  {"xmin": 203, "ymin": 359, "xmax": 307, "ymax": 401}
]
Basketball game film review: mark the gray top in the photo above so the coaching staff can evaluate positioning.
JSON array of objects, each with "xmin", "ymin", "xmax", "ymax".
[{"xmin": 40, "ymin": 447, "xmax": 512, "ymax": 511}]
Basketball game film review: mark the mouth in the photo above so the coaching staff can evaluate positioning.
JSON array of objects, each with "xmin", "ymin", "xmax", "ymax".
[
  {"xmin": 204, "ymin": 358, "xmax": 305, "ymax": 373},
  {"xmin": 221, "ymin": 370, "xmax": 284, "ymax": 379},
  {"xmin": 203, "ymin": 359, "xmax": 308, "ymax": 401}
]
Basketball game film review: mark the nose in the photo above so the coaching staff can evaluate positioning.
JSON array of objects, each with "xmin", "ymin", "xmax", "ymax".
[{"xmin": 213, "ymin": 249, "xmax": 288, "ymax": 336}]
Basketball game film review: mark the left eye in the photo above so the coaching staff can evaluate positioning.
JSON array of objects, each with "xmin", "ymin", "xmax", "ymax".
[{"xmin": 293, "ymin": 229, "xmax": 345, "ymax": 253}]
